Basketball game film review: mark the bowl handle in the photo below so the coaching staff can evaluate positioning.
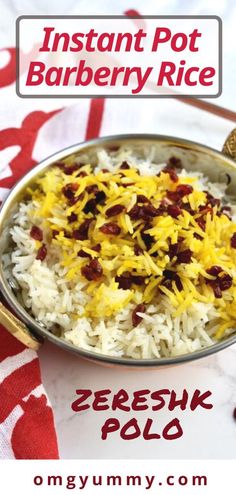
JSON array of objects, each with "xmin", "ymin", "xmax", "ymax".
[
  {"xmin": 222, "ymin": 128, "xmax": 236, "ymax": 159},
  {"xmin": 0, "ymin": 302, "xmax": 41, "ymax": 351}
]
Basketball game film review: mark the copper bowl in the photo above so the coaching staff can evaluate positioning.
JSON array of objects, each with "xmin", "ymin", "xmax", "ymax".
[{"xmin": 1, "ymin": 132, "xmax": 236, "ymax": 368}]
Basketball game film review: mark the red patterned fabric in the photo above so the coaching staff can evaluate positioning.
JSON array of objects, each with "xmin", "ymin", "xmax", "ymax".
[
  {"xmin": 0, "ymin": 328, "xmax": 59, "ymax": 459},
  {"xmin": 0, "ymin": 105, "xmax": 63, "ymax": 458}
]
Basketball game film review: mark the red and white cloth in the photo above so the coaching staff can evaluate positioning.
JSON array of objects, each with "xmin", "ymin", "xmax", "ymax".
[{"xmin": 0, "ymin": 327, "xmax": 59, "ymax": 458}]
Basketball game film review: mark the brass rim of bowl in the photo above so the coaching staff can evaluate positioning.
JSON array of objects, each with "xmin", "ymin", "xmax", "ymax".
[{"xmin": 1, "ymin": 133, "xmax": 236, "ymax": 367}]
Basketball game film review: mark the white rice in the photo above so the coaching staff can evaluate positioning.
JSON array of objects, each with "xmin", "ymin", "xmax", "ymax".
[{"xmin": 6, "ymin": 146, "xmax": 233, "ymax": 359}]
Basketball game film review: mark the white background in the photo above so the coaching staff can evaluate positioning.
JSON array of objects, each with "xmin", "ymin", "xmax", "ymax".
[{"xmin": 0, "ymin": 0, "xmax": 236, "ymax": 460}]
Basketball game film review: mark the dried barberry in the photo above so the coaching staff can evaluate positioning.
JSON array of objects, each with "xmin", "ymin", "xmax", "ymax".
[
  {"xmin": 193, "ymin": 232, "xmax": 203, "ymax": 240},
  {"xmin": 210, "ymin": 281, "xmax": 222, "ymax": 298},
  {"xmin": 128, "ymin": 204, "xmax": 141, "ymax": 220},
  {"xmin": 68, "ymin": 193, "xmax": 83, "ymax": 206},
  {"xmin": 57, "ymin": 162, "xmax": 82, "ymax": 175},
  {"xmin": 141, "ymin": 227, "xmax": 153, "ymax": 249},
  {"xmin": 162, "ymin": 270, "xmax": 183, "ymax": 291},
  {"xmin": 132, "ymin": 304, "xmax": 146, "ymax": 327},
  {"xmin": 176, "ymin": 184, "xmax": 193, "ymax": 197},
  {"xmin": 66, "ymin": 166, "xmax": 82, "ymax": 175},
  {"xmin": 81, "ymin": 259, "xmax": 103, "ymax": 281},
  {"xmin": 134, "ymin": 244, "xmax": 143, "ymax": 255},
  {"xmin": 78, "ymin": 171, "xmax": 88, "ymax": 177},
  {"xmin": 206, "ymin": 266, "xmax": 223, "ymax": 277},
  {"xmin": 205, "ymin": 268, "xmax": 232, "ymax": 297},
  {"xmin": 219, "ymin": 274, "xmax": 233, "ymax": 291},
  {"xmin": 100, "ymin": 222, "xmax": 121, "ymax": 235},
  {"xmin": 205, "ymin": 191, "xmax": 221, "ymax": 208},
  {"xmin": 64, "ymin": 231, "xmax": 71, "ymax": 239},
  {"xmin": 36, "ymin": 244, "xmax": 47, "ymax": 261},
  {"xmin": 120, "ymin": 161, "xmax": 130, "ymax": 169},
  {"xmin": 196, "ymin": 217, "xmax": 206, "ymax": 231},
  {"xmin": 52, "ymin": 230, "xmax": 59, "ymax": 239},
  {"xmin": 167, "ymin": 204, "xmax": 182, "ymax": 218},
  {"xmin": 78, "ymin": 249, "xmax": 91, "ymax": 258},
  {"xmin": 231, "ymin": 233, "xmax": 236, "ymax": 248},
  {"xmin": 86, "ymin": 184, "xmax": 99, "ymax": 194},
  {"xmin": 132, "ymin": 276, "xmax": 145, "ymax": 285},
  {"xmin": 163, "ymin": 271, "xmax": 173, "ymax": 279},
  {"xmin": 67, "ymin": 212, "xmax": 77, "ymax": 223},
  {"xmin": 30, "ymin": 225, "xmax": 43, "ymax": 241},
  {"xmin": 106, "ymin": 204, "xmax": 125, "ymax": 217},
  {"xmin": 83, "ymin": 199, "xmax": 97, "ymax": 214},
  {"xmin": 128, "ymin": 203, "xmax": 159, "ymax": 220},
  {"xmin": 175, "ymin": 275, "xmax": 183, "ymax": 291},
  {"xmin": 137, "ymin": 195, "xmax": 150, "ymax": 203},
  {"xmin": 198, "ymin": 205, "xmax": 213, "ymax": 218},
  {"xmin": 78, "ymin": 244, "xmax": 101, "ymax": 258},
  {"xmin": 177, "ymin": 249, "xmax": 193, "ymax": 264},
  {"xmin": 62, "ymin": 183, "xmax": 78, "ymax": 200},
  {"xmin": 155, "ymin": 203, "xmax": 167, "ymax": 215},
  {"xmin": 115, "ymin": 272, "xmax": 144, "ymax": 289},
  {"xmin": 163, "ymin": 168, "xmax": 179, "ymax": 182},
  {"xmin": 166, "ymin": 190, "xmax": 180, "ymax": 202},
  {"xmin": 180, "ymin": 202, "xmax": 194, "ymax": 215},
  {"xmin": 167, "ymin": 156, "xmax": 183, "ymax": 169},
  {"xmin": 168, "ymin": 243, "xmax": 179, "ymax": 260},
  {"xmin": 115, "ymin": 275, "xmax": 132, "ymax": 290},
  {"xmin": 73, "ymin": 219, "xmax": 93, "ymax": 241},
  {"xmin": 161, "ymin": 278, "xmax": 172, "ymax": 290},
  {"xmin": 92, "ymin": 243, "xmax": 101, "ymax": 252},
  {"xmin": 142, "ymin": 204, "xmax": 159, "ymax": 217},
  {"xmin": 95, "ymin": 191, "xmax": 106, "ymax": 204}
]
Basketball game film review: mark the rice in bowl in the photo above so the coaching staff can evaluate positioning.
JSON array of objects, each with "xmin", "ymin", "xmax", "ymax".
[{"xmin": 5, "ymin": 145, "xmax": 236, "ymax": 359}]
